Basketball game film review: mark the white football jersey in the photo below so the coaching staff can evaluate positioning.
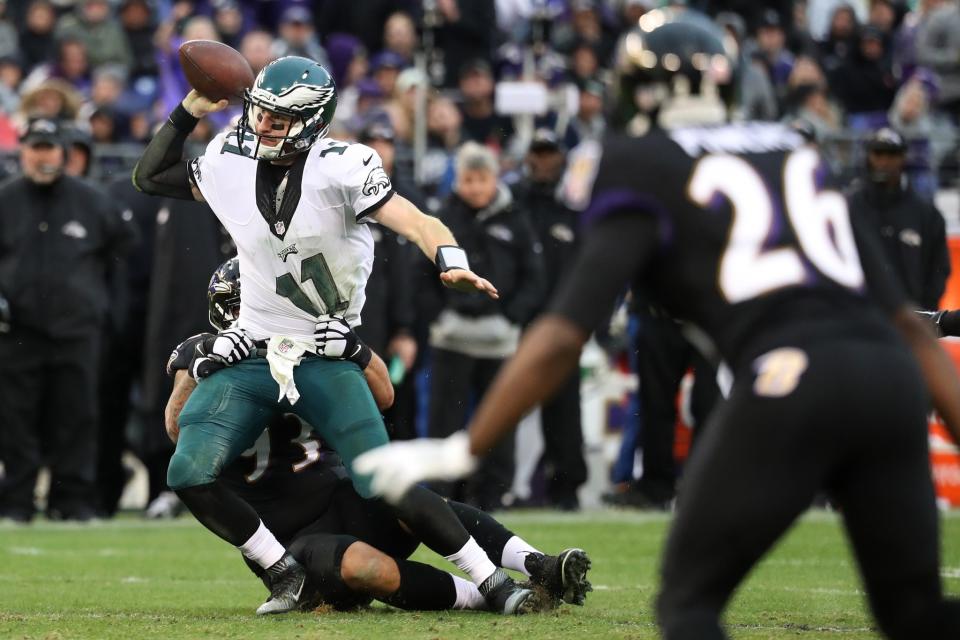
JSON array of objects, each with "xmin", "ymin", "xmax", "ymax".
[{"xmin": 189, "ymin": 133, "xmax": 394, "ymax": 341}]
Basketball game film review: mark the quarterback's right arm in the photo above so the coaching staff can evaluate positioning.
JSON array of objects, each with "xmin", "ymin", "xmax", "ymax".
[
  {"xmin": 371, "ymin": 195, "xmax": 499, "ymax": 299},
  {"xmin": 132, "ymin": 91, "xmax": 227, "ymax": 201}
]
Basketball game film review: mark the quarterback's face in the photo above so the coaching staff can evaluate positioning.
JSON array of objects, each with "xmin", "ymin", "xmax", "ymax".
[{"xmin": 252, "ymin": 106, "xmax": 294, "ymax": 147}]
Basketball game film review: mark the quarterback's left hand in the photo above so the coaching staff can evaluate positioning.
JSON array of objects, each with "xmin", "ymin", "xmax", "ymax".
[
  {"xmin": 353, "ymin": 432, "xmax": 478, "ymax": 503},
  {"xmin": 205, "ymin": 327, "xmax": 255, "ymax": 364},
  {"xmin": 315, "ymin": 316, "xmax": 361, "ymax": 359},
  {"xmin": 440, "ymin": 269, "xmax": 499, "ymax": 299}
]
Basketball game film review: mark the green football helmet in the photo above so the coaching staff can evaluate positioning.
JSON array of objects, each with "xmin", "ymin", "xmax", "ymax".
[{"xmin": 238, "ymin": 56, "xmax": 338, "ymax": 160}]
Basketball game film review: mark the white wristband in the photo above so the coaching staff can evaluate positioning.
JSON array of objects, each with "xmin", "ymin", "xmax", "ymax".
[{"xmin": 436, "ymin": 245, "xmax": 470, "ymax": 272}]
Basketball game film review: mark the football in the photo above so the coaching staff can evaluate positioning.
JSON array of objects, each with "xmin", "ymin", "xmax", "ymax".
[{"xmin": 178, "ymin": 40, "xmax": 255, "ymax": 104}]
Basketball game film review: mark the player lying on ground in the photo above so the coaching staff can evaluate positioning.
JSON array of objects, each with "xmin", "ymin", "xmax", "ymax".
[
  {"xmin": 357, "ymin": 10, "xmax": 960, "ymax": 640},
  {"xmin": 132, "ymin": 56, "xmax": 536, "ymax": 616},
  {"xmin": 162, "ymin": 260, "xmax": 592, "ymax": 613}
]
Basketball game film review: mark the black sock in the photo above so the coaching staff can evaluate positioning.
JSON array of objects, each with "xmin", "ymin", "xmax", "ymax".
[
  {"xmin": 175, "ymin": 481, "xmax": 261, "ymax": 546},
  {"xmin": 382, "ymin": 559, "xmax": 457, "ymax": 611},
  {"xmin": 391, "ymin": 485, "xmax": 469, "ymax": 556},
  {"xmin": 448, "ymin": 500, "xmax": 514, "ymax": 566}
]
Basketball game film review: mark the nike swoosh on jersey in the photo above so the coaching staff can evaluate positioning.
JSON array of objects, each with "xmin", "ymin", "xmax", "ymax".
[{"xmin": 363, "ymin": 154, "xmax": 373, "ymax": 166}]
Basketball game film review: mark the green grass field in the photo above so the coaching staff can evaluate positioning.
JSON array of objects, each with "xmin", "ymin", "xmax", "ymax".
[{"xmin": 2, "ymin": 510, "xmax": 959, "ymax": 640}]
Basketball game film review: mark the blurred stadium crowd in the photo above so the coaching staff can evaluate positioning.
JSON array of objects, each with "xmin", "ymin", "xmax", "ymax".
[{"xmin": 1, "ymin": 0, "xmax": 959, "ymax": 522}]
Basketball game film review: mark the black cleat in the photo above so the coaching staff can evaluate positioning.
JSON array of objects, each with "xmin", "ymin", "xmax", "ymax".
[
  {"xmin": 479, "ymin": 568, "xmax": 536, "ymax": 615},
  {"xmin": 524, "ymin": 548, "xmax": 593, "ymax": 606},
  {"xmin": 256, "ymin": 553, "xmax": 307, "ymax": 615}
]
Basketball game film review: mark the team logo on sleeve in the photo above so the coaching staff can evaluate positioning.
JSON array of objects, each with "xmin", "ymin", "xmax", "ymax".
[{"xmin": 362, "ymin": 166, "xmax": 391, "ymax": 197}]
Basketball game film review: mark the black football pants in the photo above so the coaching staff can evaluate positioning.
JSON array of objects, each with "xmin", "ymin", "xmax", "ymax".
[
  {"xmin": 428, "ymin": 348, "xmax": 516, "ymax": 511},
  {"xmin": 636, "ymin": 311, "xmax": 719, "ymax": 501},
  {"xmin": 539, "ymin": 370, "xmax": 587, "ymax": 504},
  {"xmin": 0, "ymin": 329, "xmax": 100, "ymax": 519},
  {"xmin": 657, "ymin": 337, "xmax": 960, "ymax": 639}
]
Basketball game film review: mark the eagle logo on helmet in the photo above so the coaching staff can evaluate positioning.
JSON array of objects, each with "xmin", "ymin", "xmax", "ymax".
[{"xmin": 275, "ymin": 84, "xmax": 336, "ymax": 113}]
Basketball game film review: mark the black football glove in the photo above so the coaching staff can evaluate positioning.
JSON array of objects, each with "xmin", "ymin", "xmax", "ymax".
[
  {"xmin": 190, "ymin": 355, "xmax": 226, "ymax": 381},
  {"xmin": 315, "ymin": 316, "xmax": 372, "ymax": 368},
  {"xmin": 0, "ymin": 292, "xmax": 10, "ymax": 334}
]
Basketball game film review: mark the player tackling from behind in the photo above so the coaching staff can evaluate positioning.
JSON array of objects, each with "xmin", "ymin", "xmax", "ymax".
[
  {"xmin": 357, "ymin": 9, "xmax": 960, "ymax": 639},
  {"xmin": 132, "ymin": 55, "xmax": 536, "ymax": 616}
]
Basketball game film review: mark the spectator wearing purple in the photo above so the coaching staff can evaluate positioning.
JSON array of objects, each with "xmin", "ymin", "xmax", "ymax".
[
  {"xmin": 56, "ymin": 0, "xmax": 134, "ymax": 74},
  {"xmin": 272, "ymin": 6, "xmax": 329, "ymax": 67},
  {"xmin": 752, "ymin": 9, "xmax": 795, "ymax": 106},
  {"xmin": 154, "ymin": 15, "xmax": 236, "ymax": 130},
  {"xmin": 370, "ymin": 50, "xmax": 406, "ymax": 97},
  {"xmin": 325, "ymin": 33, "xmax": 367, "ymax": 89},
  {"xmin": 893, "ymin": 0, "xmax": 944, "ymax": 81}
]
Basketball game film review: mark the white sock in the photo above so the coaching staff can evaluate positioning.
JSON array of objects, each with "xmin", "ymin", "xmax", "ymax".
[
  {"xmin": 450, "ymin": 574, "xmax": 487, "ymax": 610},
  {"xmin": 238, "ymin": 520, "xmax": 285, "ymax": 569},
  {"xmin": 444, "ymin": 536, "xmax": 497, "ymax": 585},
  {"xmin": 501, "ymin": 535, "xmax": 542, "ymax": 577}
]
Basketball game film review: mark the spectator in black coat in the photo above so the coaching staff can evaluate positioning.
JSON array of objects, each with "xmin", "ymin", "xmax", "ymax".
[
  {"xmin": 846, "ymin": 127, "xmax": 950, "ymax": 310},
  {"xmin": 511, "ymin": 130, "xmax": 587, "ymax": 510},
  {"xmin": 424, "ymin": 141, "xmax": 546, "ymax": 511}
]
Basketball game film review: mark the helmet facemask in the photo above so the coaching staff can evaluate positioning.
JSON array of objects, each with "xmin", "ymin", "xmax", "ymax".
[{"xmin": 238, "ymin": 94, "xmax": 329, "ymax": 161}]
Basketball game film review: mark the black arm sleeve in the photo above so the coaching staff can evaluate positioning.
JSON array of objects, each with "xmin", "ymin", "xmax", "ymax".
[
  {"xmin": 131, "ymin": 105, "xmax": 199, "ymax": 200},
  {"xmin": 548, "ymin": 211, "xmax": 659, "ymax": 333}
]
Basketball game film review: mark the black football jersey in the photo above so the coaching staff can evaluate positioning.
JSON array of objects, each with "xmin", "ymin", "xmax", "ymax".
[
  {"xmin": 557, "ymin": 122, "xmax": 905, "ymax": 367},
  {"xmin": 219, "ymin": 413, "xmax": 347, "ymax": 542}
]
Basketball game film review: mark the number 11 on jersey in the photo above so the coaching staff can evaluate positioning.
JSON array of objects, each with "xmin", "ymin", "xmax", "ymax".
[{"xmin": 275, "ymin": 252, "xmax": 348, "ymax": 316}]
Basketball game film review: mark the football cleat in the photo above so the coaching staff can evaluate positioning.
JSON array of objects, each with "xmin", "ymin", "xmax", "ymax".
[
  {"xmin": 479, "ymin": 568, "xmax": 537, "ymax": 615},
  {"xmin": 524, "ymin": 548, "xmax": 593, "ymax": 606},
  {"xmin": 255, "ymin": 553, "xmax": 307, "ymax": 615}
]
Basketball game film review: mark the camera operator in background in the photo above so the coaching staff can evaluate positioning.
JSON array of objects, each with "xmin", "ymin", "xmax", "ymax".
[
  {"xmin": 846, "ymin": 127, "xmax": 950, "ymax": 310},
  {"xmin": 511, "ymin": 129, "xmax": 586, "ymax": 511},
  {"xmin": 424, "ymin": 141, "xmax": 546, "ymax": 511},
  {"xmin": 0, "ymin": 117, "xmax": 136, "ymax": 522}
]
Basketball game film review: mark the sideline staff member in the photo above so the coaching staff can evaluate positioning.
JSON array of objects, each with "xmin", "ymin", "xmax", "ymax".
[
  {"xmin": 0, "ymin": 118, "xmax": 137, "ymax": 522},
  {"xmin": 846, "ymin": 127, "xmax": 950, "ymax": 309}
]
